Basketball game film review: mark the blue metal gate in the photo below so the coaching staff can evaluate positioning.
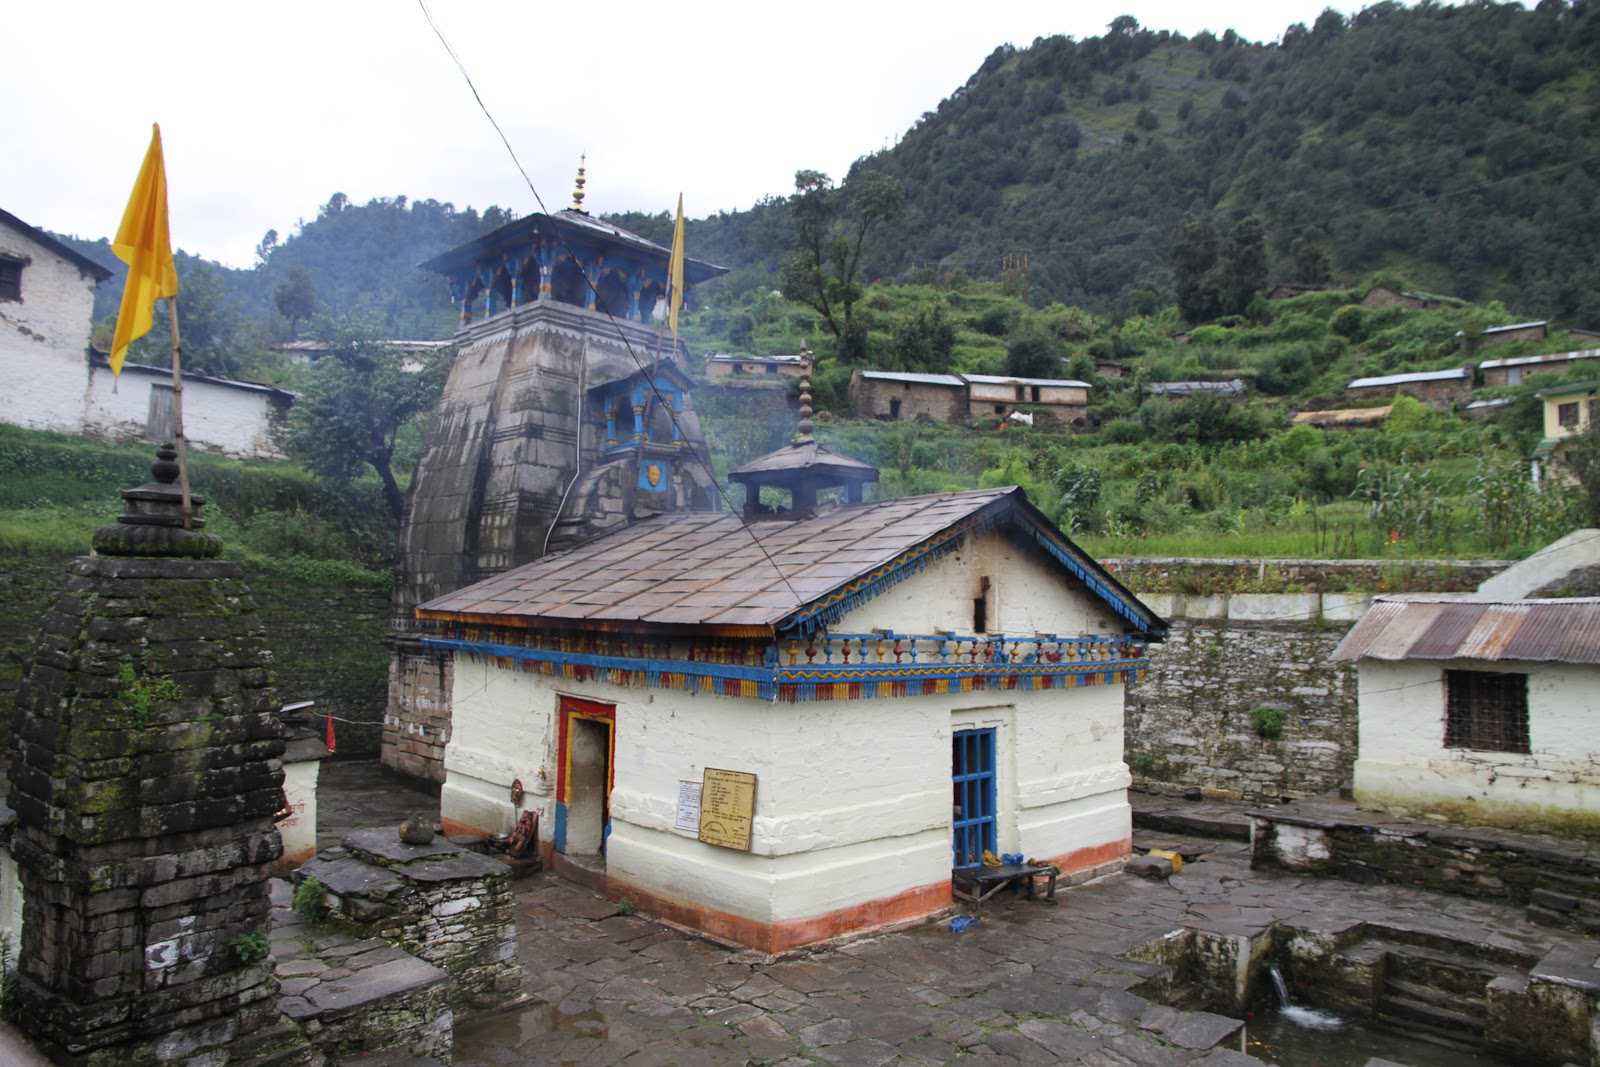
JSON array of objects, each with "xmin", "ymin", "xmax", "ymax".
[{"xmin": 952, "ymin": 728, "xmax": 996, "ymax": 869}]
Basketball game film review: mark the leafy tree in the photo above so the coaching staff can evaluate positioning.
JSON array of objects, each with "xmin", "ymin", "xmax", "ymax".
[
  {"xmin": 254, "ymin": 229, "xmax": 279, "ymax": 266},
  {"xmin": 1563, "ymin": 418, "xmax": 1600, "ymax": 525},
  {"xmin": 274, "ymin": 266, "xmax": 319, "ymax": 337},
  {"xmin": 1220, "ymin": 215, "xmax": 1268, "ymax": 315},
  {"xmin": 779, "ymin": 170, "xmax": 904, "ymax": 362},
  {"xmin": 1136, "ymin": 107, "xmax": 1159, "ymax": 131},
  {"xmin": 1289, "ymin": 237, "xmax": 1332, "ymax": 284},
  {"xmin": 286, "ymin": 322, "xmax": 451, "ymax": 520},
  {"xmin": 1171, "ymin": 214, "xmax": 1221, "ymax": 323},
  {"xmin": 1005, "ymin": 322, "xmax": 1064, "ymax": 378},
  {"xmin": 126, "ymin": 258, "xmax": 254, "ymax": 378},
  {"xmin": 889, "ymin": 306, "xmax": 956, "ymax": 372}
]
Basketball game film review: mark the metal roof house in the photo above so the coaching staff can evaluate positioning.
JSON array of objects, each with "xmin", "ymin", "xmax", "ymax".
[
  {"xmin": 848, "ymin": 370, "xmax": 1092, "ymax": 427},
  {"xmin": 422, "ymin": 370, "xmax": 1165, "ymax": 951},
  {"xmin": 1479, "ymin": 347, "xmax": 1600, "ymax": 387},
  {"xmin": 1334, "ymin": 594, "xmax": 1600, "ymax": 828},
  {"xmin": 1345, "ymin": 367, "xmax": 1472, "ymax": 408}
]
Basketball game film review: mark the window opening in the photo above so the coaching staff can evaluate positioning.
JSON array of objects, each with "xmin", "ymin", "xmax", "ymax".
[
  {"xmin": 889, "ymin": 398, "xmax": 902, "ymax": 419},
  {"xmin": 1031, "ymin": 385, "xmax": 1041, "ymax": 402},
  {"xmin": 952, "ymin": 728, "xmax": 997, "ymax": 869},
  {"xmin": 973, "ymin": 576, "xmax": 990, "ymax": 633},
  {"xmin": 1444, "ymin": 669, "xmax": 1529, "ymax": 753},
  {"xmin": 1559, "ymin": 402, "xmax": 1580, "ymax": 429},
  {"xmin": 0, "ymin": 257, "xmax": 21, "ymax": 302}
]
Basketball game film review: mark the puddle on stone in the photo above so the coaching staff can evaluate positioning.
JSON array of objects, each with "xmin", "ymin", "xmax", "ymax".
[
  {"xmin": 455, "ymin": 1003, "xmax": 611, "ymax": 1050},
  {"xmin": 1243, "ymin": 1006, "xmax": 1521, "ymax": 1067}
]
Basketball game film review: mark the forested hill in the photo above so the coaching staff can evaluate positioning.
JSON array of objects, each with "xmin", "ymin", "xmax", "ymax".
[{"xmin": 677, "ymin": 2, "xmax": 1600, "ymax": 325}]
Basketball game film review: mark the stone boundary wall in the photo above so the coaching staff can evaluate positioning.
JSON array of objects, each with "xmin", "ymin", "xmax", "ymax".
[
  {"xmin": 1121, "ymin": 557, "xmax": 1508, "ymax": 803},
  {"xmin": 0, "ymin": 551, "xmax": 390, "ymax": 756}
]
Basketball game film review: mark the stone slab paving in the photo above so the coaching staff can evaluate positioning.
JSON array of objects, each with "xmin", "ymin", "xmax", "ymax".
[{"xmin": 450, "ymin": 836, "xmax": 1600, "ymax": 1066}]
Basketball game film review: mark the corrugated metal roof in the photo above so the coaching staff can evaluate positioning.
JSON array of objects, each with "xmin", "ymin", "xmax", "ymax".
[
  {"xmin": 961, "ymin": 374, "xmax": 1091, "ymax": 389},
  {"xmin": 1482, "ymin": 320, "xmax": 1549, "ymax": 334},
  {"xmin": 1145, "ymin": 379, "xmax": 1247, "ymax": 397},
  {"xmin": 1348, "ymin": 368, "xmax": 1469, "ymax": 389},
  {"xmin": 1464, "ymin": 398, "xmax": 1512, "ymax": 410},
  {"xmin": 1333, "ymin": 596, "xmax": 1600, "ymax": 664},
  {"xmin": 707, "ymin": 354, "xmax": 804, "ymax": 364},
  {"xmin": 418, "ymin": 486, "xmax": 1163, "ymax": 637},
  {"xmin": 1479, "ymin": 347, "xmax": 1600, "ymax": 371},
  {"xmin": 859, "ymin": 371, "xmax": 965, "ymax": 387}
]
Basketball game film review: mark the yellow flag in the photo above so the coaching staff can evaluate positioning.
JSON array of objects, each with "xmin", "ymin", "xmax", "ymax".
[
  {"xmin": 110, "ymin": 124, "xmax": 179, "ymax": 375},
  {"xmin": 667, "ymin": 193, "xmax": 685, "ymax": 344}
]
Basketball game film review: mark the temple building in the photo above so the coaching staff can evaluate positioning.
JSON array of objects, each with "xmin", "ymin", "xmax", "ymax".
[
  {"xmin": 416, "ymin": 370, "xmax": 1166, "ymax": 952},
  {"xmin": 384, "ymin": 164, "xmax": 727, "ymax": 782}
]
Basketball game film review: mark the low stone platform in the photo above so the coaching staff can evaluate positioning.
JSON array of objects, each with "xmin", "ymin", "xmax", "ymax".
[
  {"xmin": 1131, "ymin": 790, "xmax": 1254, "ymax": 841},
  {"xmin": 294, "ymin": 829, "xmax": 522, "ymax": 1014},
  {"xmin": 270, "ymin": 879, "xmax": 452, "ymax": 1062},
  {"xmin": 1249, "ymin": 798, "xmax": 1600, "ymax": 933}
]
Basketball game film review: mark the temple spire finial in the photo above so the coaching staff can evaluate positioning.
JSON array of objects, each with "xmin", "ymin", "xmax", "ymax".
[
  {"xmin": 571, "ymin": 154, "xmax": 588, "ymax": 213},
  {"xmin": 795, "ymin": 342, "xmax": 814, "ymax": 444}
]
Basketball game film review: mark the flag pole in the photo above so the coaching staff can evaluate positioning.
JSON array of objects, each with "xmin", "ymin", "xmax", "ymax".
[{"xmin": 166, "ymin": 296, "xmax": 193, "ymax": 528}]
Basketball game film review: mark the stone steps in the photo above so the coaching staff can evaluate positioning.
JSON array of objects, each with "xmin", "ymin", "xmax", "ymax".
[
  {"xmin": 1381, "ymin": 976, "xmax": 1486, "ymax": 1016},
  {"xmin": 1373, "ymin": 1005, "xmax": 1489, "ymax": 1053},
  {"xmin": 1382, "ymin": 943, "xmax": 1507, "ymax": 999}
]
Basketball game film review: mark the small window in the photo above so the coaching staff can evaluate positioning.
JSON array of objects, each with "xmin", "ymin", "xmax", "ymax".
[
  {"xmin": 765, "ymin": 363, "xmax": 779, "ymax": 375},
  {"xmin": 1444, "ymin": 670, "xmax": 1529, "ymax": 754},
  {"xmin": 1030, "ymin": 385, "xmax": 1041, "ymax": 403},
  {"xmin": 993, "ymin": 404, "xmax": 1005, "ymax": 415},
  {"xmin": 889, "ymin": 398, "xmax": 902, "ymax": 419},
  {"xmin": 1558, "ymin": 402, "xmax": 1580, "ymax": 429},
  {"xmin": 973, "ymin": 576, "xmax": 991, "ymax": 633},
  {"xmin": 0, "ymin": 258, "xmax": 22, "ymax": 302}
]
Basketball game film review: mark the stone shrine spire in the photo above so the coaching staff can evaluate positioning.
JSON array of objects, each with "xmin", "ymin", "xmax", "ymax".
[
  {"xmin": 794, "ymin": 342, "xmax": 815, "ymax": 444},
  {"xmin": 570, "ymin": 154, "xmax": 588, "ymax": 213}
]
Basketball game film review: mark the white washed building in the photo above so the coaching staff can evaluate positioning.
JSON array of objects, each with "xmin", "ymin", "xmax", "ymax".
[
  {"xmin": 1336, "ymin": 595, "xmax": 1600, "ymax": 825},
  {"xmin": 420, "ymin": 427, "xmax": 1165, "ymax": 952},
  {"xmin": 1, "ymin": 207, "xmax": 292, "ymax": 459}
]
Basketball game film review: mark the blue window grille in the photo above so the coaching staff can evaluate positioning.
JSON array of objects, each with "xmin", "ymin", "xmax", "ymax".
[{"xmin": 952, "ymin": 728, "xmax": 997, "ymax": 869}]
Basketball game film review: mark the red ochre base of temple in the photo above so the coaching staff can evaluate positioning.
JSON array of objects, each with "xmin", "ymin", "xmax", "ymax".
[{"xmin": 438, "ymin": 815, "xmax": 1130, "ymax": 954}]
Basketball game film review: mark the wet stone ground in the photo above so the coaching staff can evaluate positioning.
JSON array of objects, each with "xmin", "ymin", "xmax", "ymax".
[{"xmin": 297, "ymin": 768, "xmax": 1600, "ymax": 1065}]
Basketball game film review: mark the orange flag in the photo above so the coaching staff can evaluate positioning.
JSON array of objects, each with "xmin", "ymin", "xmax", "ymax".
[
  {"xmin": 110, "ymin": 124, "xmax": 179, "ymax": 375},
  {"xmin": 667, "ymin": 193, "xmax": 685, "ymax": 345}
]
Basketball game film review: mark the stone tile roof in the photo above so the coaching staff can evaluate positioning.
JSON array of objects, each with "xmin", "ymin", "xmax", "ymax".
[
  {"xmin": 1333, "ymin": 595, "xmax": 1600, "ymax": 665},
  {"xmin": 728, "ymin": 440, "xmax": 877, "ymax": 479},
  {"xmin": 418, "ymin": 487, "xmax": 1164, "ymax": 637}
]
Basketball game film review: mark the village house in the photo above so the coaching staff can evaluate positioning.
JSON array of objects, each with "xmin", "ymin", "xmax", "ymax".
[
  {"xmin": 418, "ymin": 381, "xmax": 1165, "ymax": 952},
  {"xmin": 847, "ymin": 370, "xmax": 1091, "ymax": 427},
  {"xmin": 1291, "ymin": 405, "xmax": 1392, "ymax": 430},
  {"xmin": 1460, "ymin": 320, "xmax": 1549, "ymax": 351},
  {"xmin": 962, "ymin": 373, "xmax": 1090, "ymax": 427},
  {"xmin": 1142, "ymin": 379, "xmax": 1248, "ymax": 402},
  {"xmin": 1462, "ymin": 397, "xmax": 1512, "ymax": 421},
  {"xmin": 1345, "ymin": 367, "xmax": 1471, "ymax": 409},
  {"xmin": 1335, "ymin": 595, "xmax": 1600, "ymax": 828},
  {"xmin": 1094, "ymin": 358, "xmax": 1128, "ymax": 380},
  {"xmin": 274, "ymin": 338, "xmax": 452, "ymax": 368},
  {"xmin": 1532, "ymin": 379, "xmax": 1599, "ymax": 486},
  {"xmin": 703, "ymin": 352, "xmax": 805, "ymax": 387},
  {"xmin": 848, "ymin": 370, "xmax": 969, "ymax": 423},
  {"xmin": 1478, "ymin": 347, "xmax": 1600, "ymax": 387},
  {"xmin": 1361, "ymin": 286, "xmax": 1454, "ymax": 310},
  {"xmin": 1, "ymin": 207, "xmax": 292, "ymax": 459}
]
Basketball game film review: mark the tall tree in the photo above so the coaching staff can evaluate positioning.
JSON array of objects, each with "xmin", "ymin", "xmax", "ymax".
[
  {"xmin": 1170, "ymin": 213, "xmax": 1221, "ymax": 323},
  {"xmin": 1221, "ymin": 215, "xmax": 1268, "ymax": 314},
  {"xmin": 780, "ymin": 170, "xmax": 904, "ymax": 361},
  {"xmin": 286, "ymin": 323, "xmax": 450, "ymax": 520},
  {"xmin": 274, "ymin": 265, "xmax": 319, "ymax": 337}
]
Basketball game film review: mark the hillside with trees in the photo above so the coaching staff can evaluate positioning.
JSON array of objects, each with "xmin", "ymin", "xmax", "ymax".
[{"xmin": 675, "ymin": 1, "xmax": 1600, "ymax": 325}]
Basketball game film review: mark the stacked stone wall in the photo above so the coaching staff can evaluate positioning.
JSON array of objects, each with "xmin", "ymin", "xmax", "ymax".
[
  {"xmin": 0, "ymin": 552, "xmax": 390, "ymax": 758},
  {"xmin": 383, "ymin": 642, "xmax": 452, "ymax": 782},
  {"xmin": 1120, "ymin": 558, "xmax": 1508, "ymax": 803},
  {"xmin": 848, "ymin": 377, "xmax": 967, "ymax": 423}
]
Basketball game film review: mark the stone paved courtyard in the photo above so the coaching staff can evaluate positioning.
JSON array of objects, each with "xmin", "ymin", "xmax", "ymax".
[
  {"xmin": 449, "ymin": 833, "xmax": 1589, "ymax": 1066},
  {"xmin": 294, "ymin": 765, "xmax": 1599, "ymax": 1065}
]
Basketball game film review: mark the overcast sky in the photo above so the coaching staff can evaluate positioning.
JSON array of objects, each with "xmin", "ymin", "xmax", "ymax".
[{"xmin": 7, "ymin": 1, "xmax": 1358, "ymax": 267}]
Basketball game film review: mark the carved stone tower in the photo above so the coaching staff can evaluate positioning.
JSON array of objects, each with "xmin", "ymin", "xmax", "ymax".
[
  {"xmin": 7, "ymin": 446, "xmax": 297, "ymax": 1064},
  {"xmin": 383, "ymin": 169, "xmax": 727, "ymax": 781}
]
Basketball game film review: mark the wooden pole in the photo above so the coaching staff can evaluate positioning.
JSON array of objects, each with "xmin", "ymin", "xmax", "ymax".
[{"xmin": 166, "ymin": 296, "xmax": 193, "ymax": 528}]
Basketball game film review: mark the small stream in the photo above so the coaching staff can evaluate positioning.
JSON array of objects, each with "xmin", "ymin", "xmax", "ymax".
[{"xmin": 1244, "ymin": 965, "xmax": 1519, "ymax": 1067}]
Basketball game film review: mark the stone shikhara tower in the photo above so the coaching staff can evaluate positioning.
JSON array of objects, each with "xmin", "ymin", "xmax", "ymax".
[
  {"xmin": 7, "ymin": 446, "xmax": 296, "ymax": 1065},
  {"xmin": 383, "ymin": 165, "xmax": 727, "ymax": 782}
]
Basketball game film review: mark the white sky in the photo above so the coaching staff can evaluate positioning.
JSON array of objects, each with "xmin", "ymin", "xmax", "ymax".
[{"xmin": 6, "ymin": 1, "xmax": 1357, "ymax": 267}]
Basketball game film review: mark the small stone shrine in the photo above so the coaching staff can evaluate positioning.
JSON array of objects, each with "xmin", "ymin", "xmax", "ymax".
[{"xmin": 6, "ymin": 445, "xmax": 305, "ymax": 1065}]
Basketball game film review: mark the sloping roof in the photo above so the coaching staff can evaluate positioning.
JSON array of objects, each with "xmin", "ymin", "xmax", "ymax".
[
  {"xmin": 1479, "ymin": 347, "xmax": 1600, "ymax": 371},
  {"xmin": 275, "ymin": 339, "xmax": 452, "ymax": 352},
  {"xmin": 90, "ymin": 353, "xmax": 296, "ymax": 399},
  {"xmin": 707, "ymin": 354, "xmax": 804, "ymax": 365},
  {"xmin": 1464, "ymin": 398, "xmax": 1511, "ymax": 411},
  {"xmin": 961, "ymin": 373, "xmax": 1091, "ymax": 389},
  {"xmin": 1347, "ymin": 368, "xmax": 1469, "ymax": 389},
  {"xmin": 1333, "ymin": 595, "xmax": 1600, "ymax": 665},
  {"xmin": 728, "ymin": 440, "xmax": 876, "ymax": 480},
  {"xmin": 418, "ymin": 208, "xmax": 726, "ymax": 283},
  {"xmin": 858, "ymin": 370, "xmax": 965, "ymax": 387},
  {"xmin": 1145, "ymin": 379, "xmax": 1247, "ymax": 397},
  {"xmin": 0, "ymin": 208, "xmax": 113, "ymax": 281},
  {"xmin": 1481, "ymin": 320, "xmax": 1548, "ymax": 335},
  {"xmin": 1292, "ymin": 405, "xmax": 1392, "ymax": 427},
  {"xmin": 418, "ymin": 487, "xmax": 1165, "ymax": 638},
  {"xmin": 1535, "ymin": 379, "xmax": 1600, "ymax": 400}
]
